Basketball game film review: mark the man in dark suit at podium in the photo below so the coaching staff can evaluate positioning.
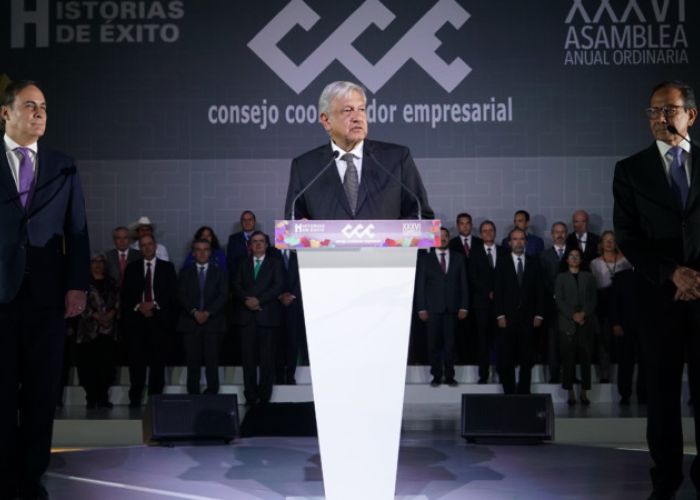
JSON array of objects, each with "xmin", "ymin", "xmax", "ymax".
[
  {"xmin": 284, "ymin": 81, "xmax": 434, "ymax": 220},
  {"xmin": 0, "ymin": 80, "xmax": 90, "ymax": 498},
  {"xmin": 614, "ymin": 80, "xmax": 700, "ymax": 500}
]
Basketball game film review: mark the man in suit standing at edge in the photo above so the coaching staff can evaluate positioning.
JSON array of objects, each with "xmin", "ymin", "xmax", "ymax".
[
  {"xmin": 494, "ymin": 228, "xmax": 544, "ymax": 394},
  {"xmin": 0, "ymin": 80, "xmax": 90, "ymax": 499},
  {"xmin": 415, "ymin": 227, "xmax": 469, "ymax": 387},
  {"xmin": 613, "ymin": 80, "xmax": 700, "ymax": 500},
  {"xmin": 284, "ymin": 81, "xmax": 434, "ymax": 220},
  {"xmin": 233, "ymin": 231, "xmax": 284, "ymax": 406}
]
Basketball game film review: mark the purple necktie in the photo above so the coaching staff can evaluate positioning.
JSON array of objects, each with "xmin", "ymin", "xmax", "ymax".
[
  {"xmin": 15, "ymin": 147, "xmax": 34, "ymax": 208},
  {"xmin": 669, "ymin": 146, "xmax": 689, "ymax": 208}
]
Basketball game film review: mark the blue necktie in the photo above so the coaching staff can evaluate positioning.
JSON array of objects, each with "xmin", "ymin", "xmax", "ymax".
[
  {"xmin": 669, "ymin": 146, "xmax": 689, "ymax": 208},
  {"xmin": 198, "ymin": 266, "xmax": 206, "ymax": 309}
]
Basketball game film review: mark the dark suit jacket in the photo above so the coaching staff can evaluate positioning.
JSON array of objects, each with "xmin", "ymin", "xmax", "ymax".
[
  {"xmin": 449, "ymin": 235, "xmax": 483, "ymax": 265},
  {"xmin": 226, "ymin": 231, "xmax": 249, "ymax": 280},
  {"xmin": 121, "ymin": 258, "xmax": 178, "ymax": 328},
  {"xmin": 177, "ymin": 263, "xmax": 228, "ymax": 334},
  {"xmin": 284, "ymin": 140, "xmax": 434, "ymax": 220},
  {"xmin": 415, "ymin": 249, "xmax": 469, "ymax": 313},
  {"xmin": 232, "ymin": 255, "xmax": 284, "ymax": 327},
  {"xmin": 105, "ymin": 248, "xmax": 141, "ymax": 284},
  {"xmin": 554, "ymin": 270, "xmax": 598, "ymax": 335},
  {"xmin": 614, "ymin": 142, "xmax": 700, "ymax": 285},
  {"xmin": 494, "ymin": 254, "xmax": 544, "ymax": 323},
  {"xmin": 565, "ymin": 232, "xmax": 601, "ymax": 269},
  {"xmin": 540, "ymin": 246, "xmax": 567, "ymax": 315},
  {"xmin": 501, "ymin": 233, "xmax": 544, "ymax": 257},
  {"xmin": 0, "ymin": 144, "xmax": 89, "ymax": 305},
  {"xmin": 469, "ymin": 244, "xmax": 507, "ymax": 309}
]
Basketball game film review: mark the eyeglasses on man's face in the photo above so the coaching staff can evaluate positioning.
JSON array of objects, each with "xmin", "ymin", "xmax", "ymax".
[{"xmin": 645, "ymin": 105, "xmax": 686, "ymax": 119}]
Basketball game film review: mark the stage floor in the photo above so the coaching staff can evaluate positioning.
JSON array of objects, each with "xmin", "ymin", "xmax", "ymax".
[{"xmin": 46, "ymin": 433, "xmax": 698, "ymax": 499}]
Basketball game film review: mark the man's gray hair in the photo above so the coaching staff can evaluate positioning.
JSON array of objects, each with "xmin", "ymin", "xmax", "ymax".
[{"xmin": 318, "ymin": 81, "xmax": 366, "ymax": 116}]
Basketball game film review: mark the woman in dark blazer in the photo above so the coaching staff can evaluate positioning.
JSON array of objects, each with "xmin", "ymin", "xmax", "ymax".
[{"xmin": 555, "ymin": 248, "xmax": 599, "ymax": 405}]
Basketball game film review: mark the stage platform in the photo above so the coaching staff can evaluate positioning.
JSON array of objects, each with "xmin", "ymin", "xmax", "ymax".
[
  {"xmin": 47, "ymin": 407, "xmax": 699, "ymax": 499},
  {"xmin": 48, "ymin": 367, "xmax": 699, "ymax": 499},
  {"xmin": 54, "ymin": 365, "xmax": 694, "ymax": 448}
]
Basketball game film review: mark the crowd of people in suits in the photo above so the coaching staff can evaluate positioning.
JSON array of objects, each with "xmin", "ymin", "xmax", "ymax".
[
  {"xmin": 413, "ymin": 209, "xmax": 644, "ymax": 406},
  {"xmin": 65, "ymin": 206, "xmax": 644, "ymax": 409},
  {"xmin": 66, "ymin": 211, "xmax": 305, "ymax": 408}
]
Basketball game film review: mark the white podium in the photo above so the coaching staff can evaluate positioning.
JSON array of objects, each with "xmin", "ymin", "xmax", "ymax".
[{"xmin": 275, "ymin": 220, "xmax": 439, "ymax": 500}]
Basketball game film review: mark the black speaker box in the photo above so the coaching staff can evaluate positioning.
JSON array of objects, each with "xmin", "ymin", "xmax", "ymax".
[
  {"xmin": 461, "ymin": 394, "xmax": 554, "ymax": 443},
  {"xmin": 143, "ymin": 394, "xmax": 240, "ymax": 445},
  {"xmin": 240, "ymin": 402, "xmax": 317, "ymax": 437}
]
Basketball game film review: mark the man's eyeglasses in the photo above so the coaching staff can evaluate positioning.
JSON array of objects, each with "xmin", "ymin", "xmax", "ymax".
[{"xmin": 645, "ymin": 105, "xmax": 686, "ymax": 119}]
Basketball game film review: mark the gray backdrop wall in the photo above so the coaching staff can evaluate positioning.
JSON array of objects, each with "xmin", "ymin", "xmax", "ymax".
[{"xmin": 2, "ymin": 0, "xmax": 697, "ymax": 266}]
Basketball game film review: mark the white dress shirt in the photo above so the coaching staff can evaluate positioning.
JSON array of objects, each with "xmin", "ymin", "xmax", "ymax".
[{"xmin": 4, "ymin": 134, "xmax": 38, "ymax": 190}]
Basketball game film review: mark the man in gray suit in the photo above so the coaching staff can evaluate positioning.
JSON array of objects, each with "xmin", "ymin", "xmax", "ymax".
[
  {"xmin": 285, "ymin": 81, "xmax": 434, "ymax": 220},
  {"xmin": 105, "ymin": 226, "xmax": 141, "ymax": 286},
  {"xmin": 177, "ymin": 239, "xmax": 228, "ymax": 394}
]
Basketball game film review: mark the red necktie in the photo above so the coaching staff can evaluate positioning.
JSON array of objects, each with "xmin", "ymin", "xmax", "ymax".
[
  {"xmin": 144, "ymin": 262, "xmax": 153, "ymax": 302},
  {"xmin": 119, "ymin": 252, "xmax": 127, "ymax": 284},
  {"xmin": 440, "ymin": 252, "xmax": 447, "ymax": 274},
  {"xmin": 463, "ymin": 238, "xmax": 470, "ymax": 257}
]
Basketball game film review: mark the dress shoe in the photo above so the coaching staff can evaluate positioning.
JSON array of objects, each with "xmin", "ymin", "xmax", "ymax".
[
  {"xmin": 128, "ymin": 401, "xmax": 141, "ymax": 409},
  {"xmin": 619, "ymin": 396, "xmax": 630, "ymax": 406},
  {"xmin": 580, "ymin": 395, "xmax": 591, "ymax": 406},
  {"xmin": 599, "ymin": 378, "xmax": 610, "ymax": 384},
  {"xmin": 85, "ymin": 402, "xmax": 96, "ymax": 409},
  {"xmin": 567, "ymin": 397, "xmax": 576, "ymax": 406},
  {"xmin": 477, "ymin": 378, "xmax": 488, "ymax": 385},
  {"xmin": 445, "ymin": 378, "xmax": 459, "ymax": 387},
  {"xmin": 429, "ymin": 378, "xmax": 441, "ymax": 387}
]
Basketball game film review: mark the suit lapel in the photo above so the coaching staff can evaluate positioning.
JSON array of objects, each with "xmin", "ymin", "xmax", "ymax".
[
  {"xmin": 640, "ymin": 144, "xmax": 682, "ymax": 212},
  {"xmin": 319, "ymin": 146, "xmax": 352, "ymax": 217},
  {"xmin": 0, "ymin": 147, "xmax": 23, "ymax": 212},
  {"xmin": 27, "ymin": 146, "xmax": 64, "ymax": 217}
]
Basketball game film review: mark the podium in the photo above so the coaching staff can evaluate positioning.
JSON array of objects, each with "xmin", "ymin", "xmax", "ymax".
[{"xmin": 275, "ymin": 220, "xmax": 439, "ymax": 500}]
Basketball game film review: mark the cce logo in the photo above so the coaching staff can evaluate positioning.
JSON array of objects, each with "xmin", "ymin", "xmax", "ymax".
[
  {"xmin": 248, "ymin": 0, "xmax": 471, "ymax": 94},
  {"xmin": 342, "ymin": 224, "xmax": 376, "ymax": 239}
]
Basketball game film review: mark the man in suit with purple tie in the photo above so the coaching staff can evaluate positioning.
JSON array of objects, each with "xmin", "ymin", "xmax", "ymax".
[
  {"xmin": 614, "ymin": 80, "xmax": 700, "ymax": 500},
  {"xmin": 0, "ymin": 80, "xmax": 90, "ymax": 498}
]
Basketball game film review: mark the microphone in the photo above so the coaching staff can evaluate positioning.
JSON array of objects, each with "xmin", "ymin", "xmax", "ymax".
[
  {"xmin": 289, "ymin": 150, "xmax": 339, "ymax": 220},
  {"xmin": 365, "ymin": 149, "xmax": 424, "ymax": 220},
  {"xmin": 667, "ymin": 125, "xmax": 692, "ymax": 147}
]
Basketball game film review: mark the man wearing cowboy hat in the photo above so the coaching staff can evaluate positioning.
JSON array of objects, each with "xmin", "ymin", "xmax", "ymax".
[{"xmin": 129, "ymin": 215, "xmax": 170, "ymax": 261}]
